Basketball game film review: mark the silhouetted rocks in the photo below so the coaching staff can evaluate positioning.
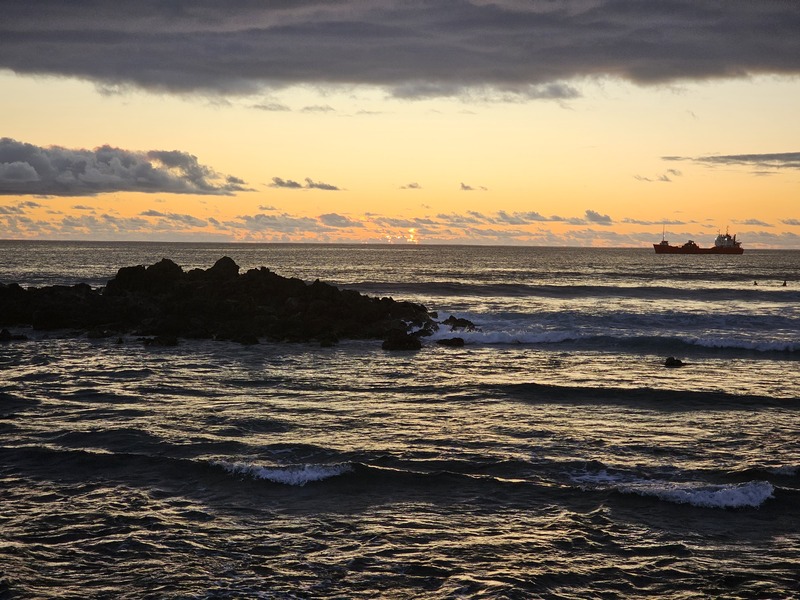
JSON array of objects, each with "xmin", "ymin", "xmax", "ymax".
[
  {"xmin": 0, "ymin": 328, "xmax": 27, "ymax": 342},
  {"xmin": 0, "ymin": 257, "xmax": 438, "ymax": 346},
  {"xmin": 664, "ymin": 356, "xmax": 685, "ymax": 368},
  {"xmin": 442, "ymin": 315, "xmax": 478, "ymax": 331},
  {"xmin": 142, "ymin": 335, "xmax": 179, "ymax": 347},
  {"xmin": 436, "ymin": 337, "xmax": 465, "ymax": 347},
  {"xmin": 381, "ymin": 330, "xmax": 423, "ymax": 351}
]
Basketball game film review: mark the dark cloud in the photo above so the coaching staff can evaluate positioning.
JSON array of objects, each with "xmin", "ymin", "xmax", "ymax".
[
  {"xmin": 782, "ymin": 218, "xmax": 800, "ymax": 226},
  {"xmin": 305, "ymin": 178, "xmax": 340, "ymax": 191},
  {"xmin": 585, "ymin": 209, "xmax": 612, "ymax": 225},
  {"xmin": 252, "ymin": 102, "xmax": 291, "ymax": 112},
  {"xmin": 400, "ymin": 182, "xmax": 422, "ymax": 190},
  {"xmin": 735, "ymin": 218, "xmax": 773, "ymax": 227},
  {"xmin": 663, "ymin": 152, "xmax": 800, "ymax": 171},
  {"xmin": 301, "ymin": 105, "xmax": 335, "ymax": 113},
  {"xmin": 269, "ymin": 177, "xmax": 304, "ymax": 189},
  {"xmin": 140, "ymin": 209, "xmax": 208, "ymax": 227},
  {"xmin": 0, "ymin": 137, "xmax": 252, "ymax": 196},
  {"xmin": 319, "ymin": 213, "xmax": 363, "ymax": 228},
  {"xmin": 269, "ymin": 176, "xmax": 340, "ymax": 191},
  {"xmin": 2, "ymin": 2, "xmax": 797, "ymax": 99},
  {"xmin": 460, "ymin": 182, "xmax": 487, "ymax": 191}
]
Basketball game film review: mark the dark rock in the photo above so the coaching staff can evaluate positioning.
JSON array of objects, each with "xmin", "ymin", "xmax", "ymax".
[
  {"xmin": 437, "ymin": 337, "xmax": 465, "ymax": 347},
  {"xmin": 442, "ymin": 315, "xmax": 477, "ymax": 331},
  {"xmin": 0, "ymin": 328, "xmax": 28, "ymax": 342},
  {"xmin": 142, "ymin": 335, "xmax": 179, "ymax": 347},
  {"xmin": 318, "ymin": 334, "xmax": 339, "ymax": 348},
  {"xmin": 382, "ymin": 330, "xmax": 423, "ymax": 351},
  {"xmin": 233, "ymin": 333, "xmax": 259, "ymax": 346},
  {"xmin": 0, "ymin": 258, "xmax": 437, "ymax": 346},
  {"xmin": 206, "ymin": 256, "xmax": 239, "ymax": 280},
  {"xmin": 664, "ymin": 356, "xmax": 685, "ymax": 368}
]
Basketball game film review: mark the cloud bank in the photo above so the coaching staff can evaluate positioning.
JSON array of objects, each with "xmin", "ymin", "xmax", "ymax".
[
  {"xmin": 4, "ymin": 200, "xmax": 799, "ymax": 247},
  {"xmin": 1, "ymin": 2, "xmax": 798, "ymax": 98},
  {"xmin": 0, "ymin": 138, "xmax": 251, "ymax": 196},
  {"xmin": 664, "ymin": 152, "xmax": 800, "ymax": 172},
  {"xmin": 269, "ymin": 177, "xmax": 341, "ymax": 191}
]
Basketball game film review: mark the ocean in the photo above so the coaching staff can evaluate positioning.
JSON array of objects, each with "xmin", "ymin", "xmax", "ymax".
[{"xmin": 1, "ymin": 241, "xmax": 798, "ymax": 599}]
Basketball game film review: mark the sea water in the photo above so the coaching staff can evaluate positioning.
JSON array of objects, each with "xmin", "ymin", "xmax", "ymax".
[{"xmin": 0, "ymin": 242, "xmax": 798, "ymax": 598}]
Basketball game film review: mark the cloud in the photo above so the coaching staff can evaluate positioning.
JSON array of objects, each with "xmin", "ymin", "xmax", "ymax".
[
  {"xmin": 663, "ymin": 152, "xmax": 800, "ymax": 172},
  {"xmin": 227, "ymin": 212, "xmax": 324, "ymax": 234},
  {"xmin": 400, "ymin": 182, "xmax": 422, "ymax": 190},
  {"xmin": 319, "ymin": 213, "xmax": 363, "ymax": 228},
  {"xmin": 3, "ymin": 2, "xmax": 797, "ymax": 99},
  {"xmin": 252, "ymin": 102, "xmax": 291, "ymax": 112},
  {"xmin": 495, "ymin": 210, "xmax": 550, "ymax": 224},
  {"xmin": 460, "ymin": 182, "xmax": 487, "ymax": 191},
  {"xmin": 269, "ymin": 176, "xmax": 340, "ymax": 191},
  {"xmin": 782, "ymin": 219, "xmax": 800, "ymax": 226},
  {"xmin": 584, "ymin": 210, "xmax": 612, "ymax": 225},
  {"xmin": 0, "ymin": 205, "xmax": 25, "ymax": 215},
  {"xmin": 635, "ymin": 169, "xmax": 682, "ymax": 183},
  {"xmin": 140, "ymin": 209, "xmax": 208, "ymax": 227},
  {"xmin": 269, "ymin": 177, "xmax": 304, "ymax": 189},
  {"xmin": 735, "ymin": 218, "xmax": 773, "ymax": 227},
  {"xmin": 0, "ymin": 137, "xmax": 252, "ymax": 196},
  {"xmin": 305, "ymin": 178, "xmax": 340, "ymax": 191},
  {"xmin": 301, "ymin": 105, "xmax": 335, "ymax": 113}
]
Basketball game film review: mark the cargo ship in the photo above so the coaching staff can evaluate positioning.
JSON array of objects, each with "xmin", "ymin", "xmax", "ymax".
[{"xmin": 653, "ymin": 230, "xmax": 744, "ymax": 254}]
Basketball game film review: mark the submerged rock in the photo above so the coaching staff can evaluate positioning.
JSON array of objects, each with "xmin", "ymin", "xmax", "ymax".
[
  {"xmin": 664, "ymin": 356, "xmax": 685, "ymax": 368},
  {"xmin": 436, "ymin": 337, "xmax": 465, "ymax": 347},
  {"xmin": 381, "ymin": 330, "xmax": 423, "ymax": 351},
  {"xmin": 0, "ymin": 328, "xmax": 28, "ymax": 342},
  {"xmin": 442, "ymin": 315, "xmax": 478, "ymax": 331}
]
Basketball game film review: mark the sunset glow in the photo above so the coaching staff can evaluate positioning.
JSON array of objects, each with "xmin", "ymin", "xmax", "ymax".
[{"xmin": 1, "ymin": 2, "xmax": 799, "ymax": 247}]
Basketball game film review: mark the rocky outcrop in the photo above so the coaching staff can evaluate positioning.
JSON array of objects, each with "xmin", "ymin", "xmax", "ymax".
[
  {"xmin": 442, "ymin": 315, "xmax": 478, "ymax": 331},
  {"xmin": 436, "ymin": 337, "xmax": 465, "ymax": 347},
  {"xmin": 0, "ymin": 257, "xmax": 438, "ymax": 346}
]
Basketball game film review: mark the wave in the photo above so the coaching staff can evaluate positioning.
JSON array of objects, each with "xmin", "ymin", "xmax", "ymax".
[
  {"xmin": 570, "ymin": 470, "xmax": 774, "ymax": 509},
  {"xmin": 357, "ymin": 280, "xmax": 800, "ymax": 303},
  {"xmin": 214, "ymin": 460, "xmax": 354, "ymax": 486},
  {"xmin": 681, "ymin": 336, "xmax": 800, "ymax": 353},
  {"xmin": 428, "ymin": 327, "xmax": 800, "ymax": 354}
]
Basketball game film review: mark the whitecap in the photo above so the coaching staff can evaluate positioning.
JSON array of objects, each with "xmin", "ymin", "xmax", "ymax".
[
  {"xmin": 620, "ymin": 480, "xmax": 774, "ymax": 509},
  {"xmin": 683, "ymin": 336, "xmax": 798, "ymax": 353},
  {"xmin": 571, "ymin": 470, "xmax": 774, "ymax": 509},
  {"xmin": 214, "ymin": 460, "xmax": 353, "ymax": 486}
]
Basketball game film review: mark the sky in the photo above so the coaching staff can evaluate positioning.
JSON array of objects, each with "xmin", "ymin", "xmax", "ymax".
[{"xmin": 1, "ymin": 0, "xmax": 799, "ymax": 247}]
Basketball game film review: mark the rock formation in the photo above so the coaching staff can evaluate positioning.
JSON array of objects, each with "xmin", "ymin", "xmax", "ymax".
[{"xmin": 0, "ymin": 257, "xmax": 439, "ymax": 346}]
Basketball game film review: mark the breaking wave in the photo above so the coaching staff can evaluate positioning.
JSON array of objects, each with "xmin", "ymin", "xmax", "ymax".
[
  {"xmin": 214, "ymin": 460, "xmax": 353, "ymax": 486},
  {"xmin": 571, "ymin": 470, "xmax": 774, "ymax": 509}
]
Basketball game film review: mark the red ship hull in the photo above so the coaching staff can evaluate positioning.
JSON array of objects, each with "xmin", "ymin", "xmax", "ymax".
[{"xmin": 653, "ymin": 243, "xmax": 744, "ymax": 255}]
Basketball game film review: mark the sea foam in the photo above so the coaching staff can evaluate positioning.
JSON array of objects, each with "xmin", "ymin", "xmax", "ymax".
[
  {"xmin": 572, "ymin": 470, "xmax": 774, "ymax": 509},
  {"xmin": 215, "ymin": 460, "xmax": 353, "ymax": 486}
]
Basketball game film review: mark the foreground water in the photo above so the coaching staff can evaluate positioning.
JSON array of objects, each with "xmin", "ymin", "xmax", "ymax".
[{"xmin": 1, "ymin": 242, "xmax": 798, "ymax": 598}]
